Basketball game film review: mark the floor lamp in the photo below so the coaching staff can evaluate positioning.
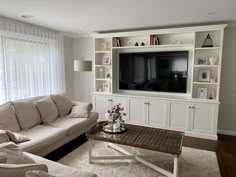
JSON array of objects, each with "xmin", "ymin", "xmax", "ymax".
[{"xmin": 74, "ymin": 60, "xmax": 92, "ymax": 101}]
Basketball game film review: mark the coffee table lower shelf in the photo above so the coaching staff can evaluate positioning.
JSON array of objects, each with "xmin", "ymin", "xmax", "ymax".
[{"xmin": 88, "ymin": 140, "xmax": 180, "ymax": 177}]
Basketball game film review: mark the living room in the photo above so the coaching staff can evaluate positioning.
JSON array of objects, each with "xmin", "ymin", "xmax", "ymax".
[{"xmin": 0, "ymin": 1, "xmax": 236, "ymax": 177}]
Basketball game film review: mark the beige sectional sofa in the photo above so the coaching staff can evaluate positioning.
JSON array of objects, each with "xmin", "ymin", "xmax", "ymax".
[
  {"xmin": 0, "ymin": 94, "xmax": 98, "ymax": 156},
  {"xmin": 0, "ymin": 94, "xmax": 98, "ymax": 177}
]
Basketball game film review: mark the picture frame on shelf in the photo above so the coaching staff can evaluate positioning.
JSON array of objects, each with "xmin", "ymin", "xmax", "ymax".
[
  {"xmin": 197, "ymin": 87, "xmax": 208, "ymax": 99},
  {"xmin": 198, "ymin": 69, "xmax": 210, "ymax": 82},
  {"xmin": 102, "ymin": 55, "xmax": 111, "ymax": 65},
  {"xmin": 197, "ymin": 58, "xmax": 208, "ymax": 65},
  {"xmin": 103, "ymin": 83, "xmax": 110, "ymax": 92},
  {"xmin": 105, "ymin": 68, "xmax": 111, "ymax": 79}
]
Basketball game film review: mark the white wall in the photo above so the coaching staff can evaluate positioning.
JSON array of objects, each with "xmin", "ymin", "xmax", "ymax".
[
  {"xmin": 73, "ymin": 37, "xmax": 94, "ymax": 102},
  {"xmin": 63, "ymin": 36, "xmax": 75, "ymax": 99},
  {"xmin": 218, "ymin": 26, "xmax": 236, "ymax": 134}
]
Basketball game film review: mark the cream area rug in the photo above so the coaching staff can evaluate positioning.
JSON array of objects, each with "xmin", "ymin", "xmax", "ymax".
[{"xmin": 58, "ymin": 141, "xmax": 220, "ymax": 177}]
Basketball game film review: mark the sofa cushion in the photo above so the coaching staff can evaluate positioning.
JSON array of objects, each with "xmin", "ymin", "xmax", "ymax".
[
  {"xmin": 26, "ymin": 171, "xmax": 58, "ymax": 177},
  {"xmin": 0, "ymin": 102, "xmax": 21, "ymax": 132},
  {"xmin": 18, "ymin": 125, "xmax": 67, "ymax": 154},
  {"xmin": 49, "ymin": 112, "xmax": 98, "ymax": 136},
  {"xmin": 0, "ymin": 163, "xmax": 48, "ymax": 177},
  {"xmin": 51, "ymin": 95, "xmax": 73, "ymax": 117},
  {"xmin": 6, "ymin": 131, "xmax": 30, "ymax": 143},
  {"xmin": 36, "ymin": 97, "xmax": 58, "ymax": 124},
  {"xmin": 26, "ymin": 152, "xmax": 97, "ymax": 177},
  {"xmin": 0, "ymin": 156, "xmax": 7, "ymax": 163},
  {"xmin": 0, "ymin": 130, "xmax": 10, "ymax": 143},
  {"xmin": 68, "ymin": 103, "xmax": 93, "ymax": 118},
  {"xmin": 12, "ymin": 100, "xmax": 41, "ymax": 130},
  {"xmin": 0, "ymin": 142, "xmax": 35, "ymax": 164}
]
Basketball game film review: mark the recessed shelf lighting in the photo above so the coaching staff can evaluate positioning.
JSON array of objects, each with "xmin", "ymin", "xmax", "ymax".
[{"xmin": 21, "ymin": 15, "xmax": 33, "ymax": 19}]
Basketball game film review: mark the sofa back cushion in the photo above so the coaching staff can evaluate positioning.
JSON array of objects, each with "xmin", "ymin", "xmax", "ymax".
[
  {"xmin": 51, "ymin": 95, "xmax": 73, "ymax": 117},
  {"xmin": 0, "ymin": 103, "xmax": 21, "ymax": 132},
  {"xmin": 36, "ymin": 97, "xmax": 58, "ymax": 124},
  {"xmin": 12, "ymin": 100, "xmax": 41, "ymax": 130}
]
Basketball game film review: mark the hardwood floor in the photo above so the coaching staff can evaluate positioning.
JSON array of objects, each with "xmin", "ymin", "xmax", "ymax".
[{"xmin": 45, "ymin": 134, "xmax": 236, "ymax": 177}]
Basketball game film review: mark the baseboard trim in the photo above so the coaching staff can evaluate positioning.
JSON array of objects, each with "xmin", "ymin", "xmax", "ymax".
[{"xmin": 218, "ymin": 129, "xmax": 236, "ymax": 136}]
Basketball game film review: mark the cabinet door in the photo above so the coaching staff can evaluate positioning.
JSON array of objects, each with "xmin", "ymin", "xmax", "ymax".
[
  {"xmin": 129, "ymin": 98, "xmax": 146, "ymax": 124},
  {"xmin": 147, "ymin": 99, "xmax": 167, "ymax": 128},
  {"xmin": 190, "ymin": 103, "xmax": 216, "ymax": 134},
  {"xmin": 168, "ymin": 101, "xmax": 190, "ymax": 131},
  {"xmin": 92, "ymin": 95, "xmax": 111, "ymax": 120}
]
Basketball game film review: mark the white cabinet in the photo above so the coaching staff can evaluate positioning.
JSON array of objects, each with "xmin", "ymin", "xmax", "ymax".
[
  {"xmin": 92, "ymin": 95, "xmax": 128, "ymax": 120},
  {"xmin": 147, "ymin": 99, "xmax": 167, "ymax": 128},
  {"xmin": 128, "ymin": 98, "xmax": 146, "ymax": 124},
  {"xmin": 168, "ymin": 101, "xmax": 190, "ymax": 131},
  {"xmin": 128, "ymin": 98, "xmax": 167, "ymax": 127},
  {"xmin": 92, "ymin": 95, "xmax": 111, "ymax": 119},
  {"xmin": 92, "ymin": 94, "xmax": 219, "ymax": 140},
  {"xmin": 190, "ymin": 103, "xmax": 217, "ymax": 134}
]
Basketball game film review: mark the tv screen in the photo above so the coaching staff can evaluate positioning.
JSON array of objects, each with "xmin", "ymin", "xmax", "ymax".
[{"xmin": 119, "ymin": 51, "xmax": 188, "ymax": 93}]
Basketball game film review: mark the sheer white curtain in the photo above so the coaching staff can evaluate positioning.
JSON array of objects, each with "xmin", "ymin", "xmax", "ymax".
[{"xmin": 0, "ymin": 18, "xmax": 65, "ymax": 104}]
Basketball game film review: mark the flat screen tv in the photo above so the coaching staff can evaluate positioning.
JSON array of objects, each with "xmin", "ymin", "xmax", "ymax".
[{"xmin": 119, "ymin": 51, "xmax": 188, "ymax": 93}]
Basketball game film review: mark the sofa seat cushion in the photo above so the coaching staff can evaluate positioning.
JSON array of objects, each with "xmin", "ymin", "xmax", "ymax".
[
  {"xmin": 18, "ymin": 125, "xmax": 66, "ymax": 154},
  {"xmin": 26, "ymin": 152, "xmax": 97, "ymax": 177},
  {"xmin": 0, "ymin": 142, "xmax": 36, "ymax": 164},
  {"xmin": 0, "ymin": 163, "xmax": 48, "ymax": 177},
  {"xmin": 12, "ymin": 100, "xmax": 42, "ymax": 130},
  {"xmin": 49, "ymin": 112, "xmax": 98, "ymax": 136},
  {"xmin": 0, "ymin": 102, "xmax": 21, "ymax": 132}
]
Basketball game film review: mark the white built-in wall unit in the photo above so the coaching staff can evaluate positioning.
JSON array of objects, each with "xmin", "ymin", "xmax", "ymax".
[{"xmin": 92, "ymin": 24, "xmax": 227, "ymax": 140}]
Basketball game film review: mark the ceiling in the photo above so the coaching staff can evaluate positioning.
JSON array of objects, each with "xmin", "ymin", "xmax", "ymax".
[{"xmin": 0, "ymin": 0, "xmax": 235, "ymax": 36}]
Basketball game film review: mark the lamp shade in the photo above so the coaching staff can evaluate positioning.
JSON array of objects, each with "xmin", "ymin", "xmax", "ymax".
[{"xmin": 74, "ymin": 60, "xmax": 92, "ymax": 71}]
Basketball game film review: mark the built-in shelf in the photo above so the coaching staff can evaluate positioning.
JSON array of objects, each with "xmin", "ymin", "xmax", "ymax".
[
  {"xmin": 95, "ymin": 65, "xmax": 111, "ymax": 67},
  {"xmin": 95, "ymin": 51, "xmax": 112, "ymax": 53},
  {"xmin": 195, "ymin": 47, "xmax": 220, "ymax": 50},
  {"xmin": 193, "ymin": 82, "xmax": 218, "ymax": 85},
  {"xmin": 193, "ymin": 65, "xmax": 219, "ymax": 68},
  {"xmin": 112, "ymin": 44, "xmax": 193, "ymax": 50},
  {"xmin": 95, "ymin": 79, "xmax": 111, "ymax": 81}
]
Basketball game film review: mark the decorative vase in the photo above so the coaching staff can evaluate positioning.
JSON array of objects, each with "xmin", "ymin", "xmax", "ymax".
[
  {"xmin": 209, "ymin": 56, "xmax": 218, "ymax": 65},
  {"xmin": 112, "ymin": 120, "xmax": 120, "ymax": 130}
]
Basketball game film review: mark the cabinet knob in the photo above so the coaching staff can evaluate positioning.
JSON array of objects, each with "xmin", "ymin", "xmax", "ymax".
[
  {"xmin": 192, "ymin": 106, "xmax": 195, "ymax": 109},
  {"xmin": 188, "ymin": 106, "xmax": 192, "ymax": 109}
]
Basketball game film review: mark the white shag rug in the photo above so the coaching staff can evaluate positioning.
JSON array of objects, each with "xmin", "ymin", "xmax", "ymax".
[{"xmin": 58, "ymin": 141, "xmax": 220, "ymax": 177}]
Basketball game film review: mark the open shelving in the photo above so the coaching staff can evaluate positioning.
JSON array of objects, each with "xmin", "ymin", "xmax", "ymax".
[{"xmin": 93, "ymin": 24, "xmax": 225, "ymax": 101}]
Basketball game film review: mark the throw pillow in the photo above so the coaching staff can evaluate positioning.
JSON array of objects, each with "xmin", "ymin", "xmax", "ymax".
[
  {"xmin": 0, "ymin": 102, "xmax": 21, "ymax": 132},
  {"xmin": 0, "ymin": 163, "xmax": 48, "ymax": 177},
  {"xmin": 51, "ymin": 94, "xmax": 73, "ymax": 117},
  {"xmin": 36, "ymin": 97, "xmax": 58, "ymax": 124},
  {"xmin": 68, "ymin": 103, "xmax": 93, "ymax": 118},
  {"xmin": 12, "ymin": 100, "xmax": 41, "ymax": 130},
  {"xmin": 0, "ymin": 142, "xmax": 35, "ymax": 164},
  {"xmin": 6, "ymin": 131, "xmax": 30, "ymax": 143},
  {"xmin": 26, "ymin": 170, "xmax": 57, "ymax": 177},
  {"xmin": 0, "ymin": 130, "xmax": 10, "ymax": 143}
]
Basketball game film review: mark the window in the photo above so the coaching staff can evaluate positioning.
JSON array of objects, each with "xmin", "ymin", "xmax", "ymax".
[{"xmin": 0, "ymin": 18, "xmax": 65, "ymax": 104}]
